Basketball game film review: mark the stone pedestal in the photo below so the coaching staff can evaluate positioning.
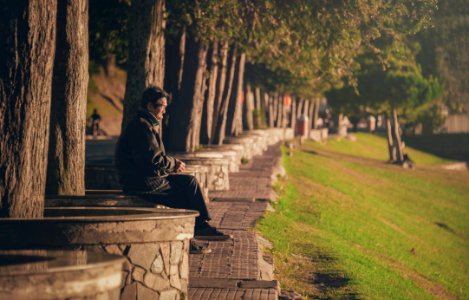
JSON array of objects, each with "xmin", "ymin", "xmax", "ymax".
[
  {"xmin": 172, "ymin": 155, "xmax": 230, "ymax": 191},
  {"xmin": 46, "ymin": 194, "xmax": 166, "ymax": 208},
  {"xmin": 309, "ymin": 129, "xmax": 322, "ymax": 141},
  {"xmin": 181, "ymin": 165, "xmax": 209, "ymax": 200},
  {"xmin": 0, "ymin": 207, "xmax": 198, "ymax": 300},
  {"xmin": 86, "ymin": 164, "xmax": 209, "ymax": 198},
  {"xmin": 321, "ymin": 128, "xmax": 329, "ymax": 140},
  {"xmin": 224, "ymin": 136, "xmax": 256, "ymax": 159},
  {"xmin": 0, "ymin": 250, "xmax": 124, "ymax": 299},
  {"xmin": 203, "ymin": 144, "xmax": 245, "ymax": 165},
  {"xmin": 174, "ymin": 150, "xmax": 239, "ymax": 173}
]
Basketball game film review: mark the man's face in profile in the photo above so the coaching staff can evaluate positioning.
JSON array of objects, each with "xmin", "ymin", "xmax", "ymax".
[{"xmin": 148, "ymin": 97, "xmax": 168, "ymax": 120}]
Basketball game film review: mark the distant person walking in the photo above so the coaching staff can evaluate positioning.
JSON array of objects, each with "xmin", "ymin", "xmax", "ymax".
[
  {"xmin": 115, "ymin": 86, "xmax": 230, "ymax": 241},
  {"xmin": 91, "ymin": 109, "xmax": 102, "ymax": 137}
]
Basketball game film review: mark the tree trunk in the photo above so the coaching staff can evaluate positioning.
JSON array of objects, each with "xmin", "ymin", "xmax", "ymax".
[
  {"xmin": 255, "ymin": 87, "xmax": 261, "ymax": 111},
  {"xmin": 46, "ymin": 0, "xmax": 88, "ymax": 196},
  {"xmin": 213, "ymin": 45, "xmax": 237, "ymax": 145},
  {"xmin": 392, "ymin": 108, "xmax": 404, "ymax": 162},
  {"xmin": 312, "ymin": 97, "xmax": 320, "ymax": 129},
  {"xmin": 163, "ymin": 28, "xmax": 185, "ymax": 145},
  {"xmin": 0, "ymin": 1, "xmax": 57, "ymax": 218},
  {"xmin": 385, "ymin": 114, "xmax": 396, "ymax": 161},
  {"xmin": 268, "ymin": 94, "xmax": 275, "ymax": 128},
  {"xmin": 243, "ymin": 82, "xmax": 254, "ymax": 131},
  {"xmin": 122, "ymin": 0, "xmax": 165, "ymax": 131},
  {"xmin": 308, "ymin": 99, "xmax": 315, "ymax": 135},
  {"xmin": 272, "ymin": 95, "xmax": 278, "ymax": 127},
  {"xmin": 210, "ymin": 41, "xmax": 229, "ymax": 144},
  {"xmin": 200, "ymin": 41, "xmax": 219, "ymax": 144},
  {"xmin": 167, "ymin": 34, "xmax": 208, "ymax": 152},
  {"xmin": 290, "ymin": 96, "xmax": 297, "ymax": 130},
  {"xmin": 227, "ymin": 53, "xmax": 246, "ymax": 136},
  {"xmin": 302, "ymin": 99, "xmax": 310, "ymax": 118},
  {"xmin": 297, "ymin": 98, "xmax": 304, "ymax": 118},
  {"xmin": 276, "ymin": 95, "xmax": 283, "ymax": 128}
]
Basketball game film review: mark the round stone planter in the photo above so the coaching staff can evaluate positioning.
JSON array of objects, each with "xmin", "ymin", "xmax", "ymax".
[
  {"xmin": 0, "ymin": 250, "xmax": 124, "ymax": 299},
  {"xmin": 196, "ymin": 149, "xmax": 240, "ymax": 172},
  {"xmin": 309, "ymin": 129, "xmax": 322, "ymax": 141},
  {"xmin": 0, "ymin": 207, "xmax": 198, "ymax": 300},
  {"xmin": 321, "ymin": 128, "xmax": 329, "ymax": 140},
  {"xmin": 85, "ymin": 164, "xmax": 210, "ymax": 199},
  {"xmin": 240, "ymin": 132, "xmax": 268, "ymax": 152},
  {"xmin": 223, "ymin": 136, "xmax": 255, "ymax": 160},
  {"xmin": 203, "ymin": 144, "xmax": 245, "ymax": 162},
  {"xmin": 180, "ymin": 165, "xmax": 209, "ymax": 200},
  {"xmin": 46, "ymin": 194, "xmax": 167, "ymax": 208},
  {"xmin": 171, "ymin": 155, "xmax": 230, "ymax": 191}
]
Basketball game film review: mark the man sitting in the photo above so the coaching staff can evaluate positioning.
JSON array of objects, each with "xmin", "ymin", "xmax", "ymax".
[{"xmin": 115, "ymin": 86, "xmax": 229, "ymax": 241}]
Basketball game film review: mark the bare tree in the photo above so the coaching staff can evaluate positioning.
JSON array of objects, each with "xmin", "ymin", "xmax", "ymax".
[
  {"xmin": 47, "ymin": 0, "xmax": 88, "ymax": 196},
  {"xmin": 0, "ymin": 1, "xmax": 57, "ymax": 217}
]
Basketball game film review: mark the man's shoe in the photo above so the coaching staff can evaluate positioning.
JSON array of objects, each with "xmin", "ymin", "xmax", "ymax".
[{"xmin": 194, "ymin": 225, "xmax": 232, "ymax": 241}]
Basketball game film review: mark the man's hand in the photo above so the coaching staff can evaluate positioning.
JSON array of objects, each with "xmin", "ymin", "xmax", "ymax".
[{"xmin": 175, "ymin": 159, "xmax": 186, "ymax": 172}]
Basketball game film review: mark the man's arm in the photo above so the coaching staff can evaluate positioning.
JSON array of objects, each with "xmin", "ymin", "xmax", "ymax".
[{"xmin": 129, "ymin": 123, "xmax": 176, "ymax": 176}]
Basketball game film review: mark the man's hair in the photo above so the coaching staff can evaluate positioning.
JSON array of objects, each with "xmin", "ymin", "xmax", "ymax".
[{"xmin": 141, "ymin": 86, "xmax": 170, "ymax": 108}]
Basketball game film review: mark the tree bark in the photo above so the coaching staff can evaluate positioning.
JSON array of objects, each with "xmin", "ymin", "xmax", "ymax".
[
  {"xmin": 227, "ymin": 53, "xmax": 246, "ymax": 136},
  {"xmin": 200, "ymin": 41, "xmax": 219, "ymax": 144},
  {"xmin": 167, "ymin": 34, "xmax": 208, "ymax": 152},
  {"xmin": 392, "ymin": 108, "xmax": 404, "ymax": 162},
  {"xmin": 308, "ymin": 99, "xmax": 315, "ymax": 134},
  {"xmin": 122, "ymin": 0, "xmax": 165, "ymax": 131},
  {"xmin": 243, "ymin": 82, "xmax": 255, "ymax": 131},
  {"xmin": 255, "ymin": 87, "xmax": 261, "ymax": 111},
  {"xmin": 385, "ymin": 114, "xmax": 396, "ymax": 161},
  {"xmin": 297, "ymin": 98, "xmax": 304, "ymax": 118},
  {"xmin": 277, "ymin": 95, "xmax": 284, "ymax": 128},
  {"xmin": 46, "ymin": 0, "xmax": 88, "ymax": 196},
  {"xmin": 163, "ymin": 28, "xmax": 185, "ymax": 145},
  {"xmin": 210, "ymin": 41, "xmax": 229, "ymax": 144},
  {"xmin": 312, "ymin": 97, "xmax": 320, "ymax": 129},
  {"xmin": 213, "ymin": 45, "xmax": 237, "ymax": 145},
  {"xmin": 0, "ymin": 1, "xmax": 57, "ymax": 218},
  {"xmin": 272, "ymin": 95, "xmax": 278, "ymax": 127},
  {"xmin": 290, "ymin": 96, "xmax": 297, "ymax": 130},
  {"xmin": 267, "ymin": 94, "xmax": 275, "ymax": 128}
]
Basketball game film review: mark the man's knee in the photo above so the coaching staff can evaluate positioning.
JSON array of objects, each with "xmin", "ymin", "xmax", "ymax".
[{"xmin": 170, "ymin": 174, "xmax": 197, "ymax": 187}]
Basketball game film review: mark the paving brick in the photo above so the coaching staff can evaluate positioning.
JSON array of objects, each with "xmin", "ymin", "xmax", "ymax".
[{"xmin": 189, "ymin": 143, "xmax": 282, "ymax": 299}]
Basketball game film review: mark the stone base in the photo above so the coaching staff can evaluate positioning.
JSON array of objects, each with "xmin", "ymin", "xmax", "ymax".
[
  {"xmin": 172, "ymin": 155, "xmax": 230, "ymax": 191},
  {"xmin": 0, "ymin": 250, "xmax": 124, "ymax": 299},
  {"xmin": 85, "ymin": 164, "xmax": 210, "ymax": 199},
  {"xmin": 0, "ymin": 207, "xmax": 198, "ymax": 300}
]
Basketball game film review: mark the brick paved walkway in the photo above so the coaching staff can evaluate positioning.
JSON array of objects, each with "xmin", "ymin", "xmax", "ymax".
[{"xmin": 189, "ymin": 143, "xmax": 282, "ymax": 300}]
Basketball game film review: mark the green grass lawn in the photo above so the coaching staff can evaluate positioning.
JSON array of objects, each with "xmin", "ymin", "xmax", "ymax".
[{"xmin": 257, "ymin": 133, "xmax": 469, "ymax": 299}]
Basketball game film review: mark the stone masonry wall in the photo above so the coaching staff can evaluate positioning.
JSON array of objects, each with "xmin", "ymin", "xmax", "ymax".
[{"xmin": 87, "ymin": 240, "xmax": 190, "ymax": 300}]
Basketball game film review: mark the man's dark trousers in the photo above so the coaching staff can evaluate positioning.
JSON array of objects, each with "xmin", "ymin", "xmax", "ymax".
[{"xmin": 139, "ymin": 174, "xmax": 211, "ymax": 227}]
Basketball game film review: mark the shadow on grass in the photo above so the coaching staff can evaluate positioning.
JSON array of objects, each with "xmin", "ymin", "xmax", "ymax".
[
  {"xmin": 296, "ymin": 248, "xmax": 360, "ymax": 299},
  {"xmin": 434, "ymin": 222, "xmax": 456, "ymax": 235}
]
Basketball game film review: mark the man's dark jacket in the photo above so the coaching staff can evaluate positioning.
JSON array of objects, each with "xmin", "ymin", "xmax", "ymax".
[{"xmin": 115, "ymin": 109, "xmax": 176, "ymax": 194}]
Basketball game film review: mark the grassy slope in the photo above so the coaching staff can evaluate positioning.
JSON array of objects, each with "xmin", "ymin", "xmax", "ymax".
[{"xmin": 258, "ymin": 134, "xmax": 469, "ymax": 299}]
